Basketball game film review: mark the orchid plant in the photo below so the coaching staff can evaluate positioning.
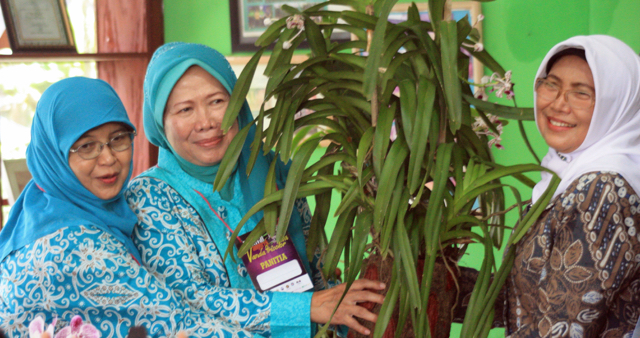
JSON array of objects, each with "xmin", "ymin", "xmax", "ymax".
[
  {"xmin": 27, "ymin": 316, "xmax": 189, "ymax": 338},
  {"xmin": 29, "ymin": 316, "xmax": 99, "ymax": 338},
  {"xmin": 215, "ymin": 0, "xmax": 559, "ymax": 337}
]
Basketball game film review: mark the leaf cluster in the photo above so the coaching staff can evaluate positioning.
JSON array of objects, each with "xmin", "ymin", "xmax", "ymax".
[{"xmin": 214, "ymin": 1, "xmax": 557, "ymax": 337}]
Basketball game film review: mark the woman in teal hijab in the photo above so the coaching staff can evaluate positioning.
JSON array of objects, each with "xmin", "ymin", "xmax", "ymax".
[
  {"xmin": 0, "ymin": 77, "xmax": 260, "ymax": 337},
  {"xmin": 127, "ymin": 42, "xmax": 385, "ymax": 337}
]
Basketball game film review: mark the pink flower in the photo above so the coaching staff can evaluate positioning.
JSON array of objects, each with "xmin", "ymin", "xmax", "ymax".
[
  {"xmin": 282, "ymin": 15, "xmax": 304, "ymax": 49},
  {"xmin": 472, "ymin": 114, "xmax": 504, "ymax": 149},
  {"xmin": 491, "ymin": 70, "xmax": 513, "ymax": 99},
  {"xmin": 473, "ymin": 75, "xmax": 491, "ymax": 101},
  {"xmin": 286, "ymin": 14, "xmax": 304, "ymax": 30},
  {"xmin": 29, "ymin": 316, "xmax": 56, "ymax": 338},
  {"xmin": 54, "ymin": 315, "xmax": 100, "ymax": 338}
]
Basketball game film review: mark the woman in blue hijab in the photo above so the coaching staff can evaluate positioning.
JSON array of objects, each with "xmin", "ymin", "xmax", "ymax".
[
  {"xmin": 127, "ymin": 42, "xmax": 385, "ymax": 338},
  {"xmin": 0, "ymin": 77, "xmax": 258, "ymax": 337}
]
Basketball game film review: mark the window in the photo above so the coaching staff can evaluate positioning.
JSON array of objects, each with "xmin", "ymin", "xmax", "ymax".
[{"xmin": 0, "ymin": 0, "xmax": 96, "ymax": 223}]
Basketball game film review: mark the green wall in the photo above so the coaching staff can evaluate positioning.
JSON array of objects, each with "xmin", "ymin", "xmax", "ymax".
[
  {"xmin": 163, "ymin": 0, "xmax": 640, "ymax": 176},
  {"xmin": 162, "ymin": 1, "xmax": 640, "ymax": 336},
  {"xmin": 482, "ymin": 0, "xmax": 640, "ymax": 169}
]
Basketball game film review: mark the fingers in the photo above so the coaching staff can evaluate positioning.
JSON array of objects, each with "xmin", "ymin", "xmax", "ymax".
[
  {"xmin": 336, "ymin": 305, "xmax": 378, "ymax": 336},
  {"xmin": 350, "ymin": 278, "xmax": 386, "ymax": 291},
  {"xmin": 345, "ymin": 290, "xmax": 385, "ymax": 305},
  {"xmin": 350, "ymin": 305, "xmax": 378, "ymax": 323},
  {"xmin": 342, "ymin": 315, "xmax": 372, "ymax": 336}
]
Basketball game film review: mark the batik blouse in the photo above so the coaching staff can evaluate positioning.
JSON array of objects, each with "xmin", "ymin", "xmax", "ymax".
[
  {"xmin": 0, "ymin": 225, "xmax": 251, "ymax": 337},
  {"xmin": 505, "ymin": 172, "xmax": 640, "ymax": 338},
  {"xmin": 454, "ymin": 172, "xmax": 640, "ymax": 337},
  {"xmin": 125, "ymin": 172, "xmax": 332, "ymax": 338}
]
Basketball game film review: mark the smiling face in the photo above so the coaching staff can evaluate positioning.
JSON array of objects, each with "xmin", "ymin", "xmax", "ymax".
[
  {"xmin": 68, "ymin": 122, "xmax": 132, "ymax": 200},
  {"xmin": 163, "ymin": 66, "xmax": 239, "ymax": 167},
  {"xmin": 536, "ymin": 55, "xmax": 596, "ymax": 153}
]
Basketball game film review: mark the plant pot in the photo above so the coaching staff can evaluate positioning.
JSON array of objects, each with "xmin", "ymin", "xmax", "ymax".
[{"xmin": 348, "ymin": 254, "xmax": 459, "ymax": 338}]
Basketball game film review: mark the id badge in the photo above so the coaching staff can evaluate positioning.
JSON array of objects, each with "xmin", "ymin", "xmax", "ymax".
[{"xmin": 237, "ymin": 231, "xmax": 314, "ymax": 293}]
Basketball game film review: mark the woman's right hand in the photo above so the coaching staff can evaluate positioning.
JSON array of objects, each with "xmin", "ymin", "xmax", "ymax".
[{"xmin": 310, "ymin": 279, "xmax": 386, "ymax": 336}]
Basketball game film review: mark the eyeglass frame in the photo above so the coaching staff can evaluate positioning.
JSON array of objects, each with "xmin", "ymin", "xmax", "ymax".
[
  {"xmin": 69, "ymin": 130, "xmax": 137, "ymax": 160},
  {"xmin": 534, "ymin": 77, "xmax": 595, "ymax": 110}
]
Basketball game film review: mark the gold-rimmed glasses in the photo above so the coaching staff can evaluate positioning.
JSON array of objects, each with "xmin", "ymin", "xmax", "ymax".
[
  {"xmin": 69, "ymin": 131, "xmax": 136, "ymax": 160},
  {"xmin": 535, "ymin": 78, "xmax": 595, "ymax": 110}
]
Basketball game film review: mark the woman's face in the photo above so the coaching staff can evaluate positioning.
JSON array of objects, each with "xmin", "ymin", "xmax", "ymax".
[
  {"xmin": 164, "ymin": 66, "xmax": 239, "ymax": 167},
  {"xmin": 536, "ymin": 55, "xmax": 595, "ymax": 153},
  {"xmin": 68, "ymin": 122, "xmax": 132, "ymax": 200}
]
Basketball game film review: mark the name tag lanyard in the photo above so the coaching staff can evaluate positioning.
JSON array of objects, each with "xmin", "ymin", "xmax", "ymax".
[
  {"xmin": 192, "ymin": 189, "xmax": 313, "ymax": 293},
  {"xmin": 193, "ymin": 188, "xmax": 244, "ymax": 244}
]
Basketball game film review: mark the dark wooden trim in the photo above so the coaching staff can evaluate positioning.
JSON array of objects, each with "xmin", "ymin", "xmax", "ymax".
[
  {"xmin": 96, "ymin": 0, "xmax": 162, "ymax": 177},
  {"xmin": 0, "ymin": 52, "xmax": 150, "ymax": 63},
  {"xmin": 146, "ymin": 0, "xmax": 164, "ymax": 55}
]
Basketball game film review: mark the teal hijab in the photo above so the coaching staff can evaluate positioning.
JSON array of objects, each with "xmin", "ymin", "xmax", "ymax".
[
  {"xmin": 144, "ymin": 42, "xmax": 276, "ymax": 223},
  {"xmin": 144, "ymin": 42, "xmax": 248, "ymax": 200},
  {"xmin": 0, "ymin": 77, "xmax": 141, "ymax": 263},
  {"xmin": 142, "ymin": 43, "xmax": 313, "ymax": 288}
]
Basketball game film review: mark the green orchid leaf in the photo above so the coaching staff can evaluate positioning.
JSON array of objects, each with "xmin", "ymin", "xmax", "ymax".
[
  {"xmin": 440, "ymin": 20, "xmax": 462, "ymax": 133},
  {"xmin": 408, "ymin": 77, "xmax": 436, "ymax": 194},
  {"xmin": 323, "ymin": 206, "xmax": 357, "ymax": 279},
  {"xmin": 463, "ymin": 94, "xmax": 535, "ymax": 120},
  {"xmin": 373, "ymin": 138, "xmax": 409, "ymax": 232},
  {"xmin": 276, "ymin": 137, "xmax": 322, "ymax": 241},
  {"xmin": 223, "ymin": 47, "xmax": 265, "ymax": 131},
  {"xmin": 363, "ymin": 0, "xmax": 399, "ymax": 100},
  {"xmin": 263, "ymin": 159, "xmax": 279, "ymax": 236},
  {"xmin": 213, "ymin": 123, "xmax": 251, "ymax": 192},
  {"xmin": 304, "ymin": 18, "xmax": 327, "ymax": 57}
]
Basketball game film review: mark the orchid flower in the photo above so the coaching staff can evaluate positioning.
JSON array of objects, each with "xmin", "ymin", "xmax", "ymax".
[
  {"xmin": 54, "ymin": 315, "xmax": 99, "ymax": 338},
  {"xmin": 474, "ymin": 75, "xmax": 491, "ymax": 101},
  {"xmin": 29, "ymin": 316, "xmax": 56, "ymax": 338},
  {"xmin": 490, "ymin": 70, "xmax": 513, "ymax": 99},
  {"xmin": 474, "ymin": 70, "xmax": 515, "ymax": 100},
  {"xmin": 283, "ymin": 14, "xmax": 305, "ymax": 50},
  {"xmin": 462, "ymin": 15, "xmax": 485, "ymax": 52},
  {"xmin": 462, "ymin": 41, "xmax": 483, "ymax": 52},
  {"xmin": 472, "ymin": 114, "xmax": 504, "ymax": 149}
]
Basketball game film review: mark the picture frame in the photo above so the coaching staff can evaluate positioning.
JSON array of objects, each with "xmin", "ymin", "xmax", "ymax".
[
  {"xmin": 390, "ymin": 2, "xmax": 483, "ymax": 84},
  {"xmin": 0, "ymin": 0, "xmax": 76, "ymax": 53},
  {"xmin": 229, "ymin": 0, "xmax": 350, "ymax": 52},
  {"xmin": 1, "ymin": 158, "xmax": 31, "ymax": 205}
]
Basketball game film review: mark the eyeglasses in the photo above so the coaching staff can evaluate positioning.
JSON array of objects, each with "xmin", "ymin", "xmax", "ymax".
[
  {"xmin": 69, "ymin": 131, "xmax": 136, "ymax": 160},
  {"xmin": 535, "ymin": 78, "xmax": 595, "ymax": 110}
]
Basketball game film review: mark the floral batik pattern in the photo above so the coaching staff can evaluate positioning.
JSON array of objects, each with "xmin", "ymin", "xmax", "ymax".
[
  {"xmin": 0, "ymin": 225, "xmax": 251, "ymax": 338},
  {"xmin": 126, "ymin": 176, "xmax": 334, "ymax": 338},
  {"xmin": 507, "ymin": 172, "xmax": 640, "ymax": 338}
]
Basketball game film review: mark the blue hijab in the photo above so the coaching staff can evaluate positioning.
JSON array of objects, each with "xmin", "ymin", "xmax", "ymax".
[
  {"xmin": 0, "ymin": 77, "xmax": 141, "ymax": 263},
  {"xmin": 142, "ymin": 43, "xmax": 313, "ymax": 288}
]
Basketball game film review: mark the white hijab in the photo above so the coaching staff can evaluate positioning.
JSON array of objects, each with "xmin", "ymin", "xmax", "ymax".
[{"xmin": 531, "ymin": 35, "xmax": 640, "ymax": 203}]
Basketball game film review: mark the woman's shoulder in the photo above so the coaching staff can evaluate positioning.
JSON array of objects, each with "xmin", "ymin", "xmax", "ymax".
[
  {"xmin": 128, "ymin": 167, "xmax": 171, "ymax": 187},
  {"xmin": 126, "ymin": 169, "xmax": 184, "ymax": 201},
  {"xmin": 558, "ymin": 171, "xmax": 640, "ymax": 220},
  {"xmin": 563, "ymin": 171, "xmax": 636, "ymax": 196},
  {"xmin": 3, "ymin": 224, "xmax": 136, "ymax": 264}
]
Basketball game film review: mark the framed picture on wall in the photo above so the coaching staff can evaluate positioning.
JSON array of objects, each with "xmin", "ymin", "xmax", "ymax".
[
  {"xmin": 389, "ymin": 2, "xmax": 483, "ymax": 84},
  {"xmin": 229, "ymin": 0, "xmax": 350, "ymax": 52},
  {"xmin": 0, "ymin": 0, "xmax": 76, "ymax": 53},
  {"xmin": 1, "ymin": 158, "xmax": 31, "ymax": 205}
]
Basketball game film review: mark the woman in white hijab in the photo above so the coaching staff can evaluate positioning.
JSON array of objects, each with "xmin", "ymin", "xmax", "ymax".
[{"xmin": 505, "ymin": 35, "xmax": 640, "ymax": 337}]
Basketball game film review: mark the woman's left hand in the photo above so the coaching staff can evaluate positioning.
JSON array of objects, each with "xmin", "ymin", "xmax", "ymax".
[{"xmin": 310, "ymin": 278, "xmax": 386, "ymax": 336}]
